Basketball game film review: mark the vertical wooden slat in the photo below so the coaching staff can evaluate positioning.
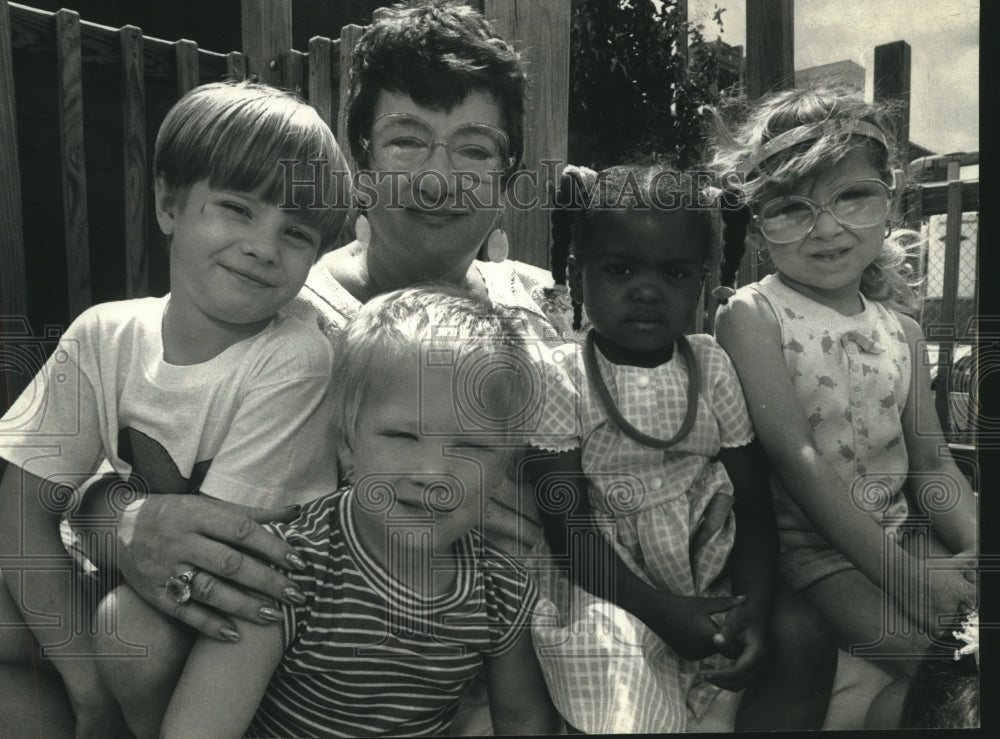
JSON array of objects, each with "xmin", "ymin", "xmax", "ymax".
[
  {"xmin": 227, "ymin": 51, "xmax": 247, "ymax": 81},
  {"xmin": 55, "ymin": 9, "xmax": 91, "ymax": 319},
  {"xmin": 874, "ymin": 41, "xmax": 912, "ymax": 169},
  {"xmin": 330, "ymin": 37, "xmax": 340, "ymax": 101},
  {"xmin": 241, "ymin": 0, "xmax": 291, "ymax": 85},
  {"xmin": 0, "ymin": 0, "xmax": 27, "ymax": 317},
  {"xmin": 174, "ymin": 38, "xmax": 199, "ymax": 96},
  {"xmin": 337, "ymin": 24, "xmax": 364, "ymax": 176},
  {"xmin": 281, "ymin": 48, "xmax": 305, "ymax": 95},
  {"xmin": 120, "ymin": 25, "xmax": 148, "ymax": 298},
  {"xmin": 308, "ymin": 36, "xmax": 334, "ymax": 131},
  {"xmin": 746, "ymin": 0, "xmax": 794, "ymax": 99},
  {"xmin": 0, "ymin": 0, "xmax": 28, "ymax": 406},
  {"xmin": 738, "ymin": 0, "xmax": 792, "ymax": 289},
  {"xmin": 969, "ymin": 218, "xmax": 980, "ymax": 447},
  {"xmin": 484, "ymin": 0, "xmax": 571, "ymax": 269},
  {"xmin": 935, "ymin": 161, "xmax": 963, "ymax": 433}
]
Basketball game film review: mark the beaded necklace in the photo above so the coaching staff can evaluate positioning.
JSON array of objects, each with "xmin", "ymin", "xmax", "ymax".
[{"xmin": 584, "ymin": 330, "xmax": 700, "ymax": 449}]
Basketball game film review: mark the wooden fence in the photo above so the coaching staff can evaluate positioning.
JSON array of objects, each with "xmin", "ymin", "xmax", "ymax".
[{"xmin": 0, "ymin": 0, "xmax": 571, "ymax": 409}]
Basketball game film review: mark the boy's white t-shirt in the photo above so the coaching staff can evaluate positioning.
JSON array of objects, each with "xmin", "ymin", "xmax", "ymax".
[{"xmin": 0, "ymin": 296, "xmax": 338, "ymax": 508}]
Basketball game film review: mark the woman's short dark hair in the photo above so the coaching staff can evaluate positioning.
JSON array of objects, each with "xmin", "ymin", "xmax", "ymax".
[{"xmin": 345, "ymin": 0, "xmax": 528, "ymax": 179}]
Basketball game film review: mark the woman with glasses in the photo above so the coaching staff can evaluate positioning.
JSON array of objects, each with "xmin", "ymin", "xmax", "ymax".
[
  {"xmin": 288, "ymin": 2, "xmax": 560, "ymax": 348},
  {"xmin": 285, "ymin": 3, "xmax": 578, "ymax": 560},
  {"xmin": 710, "ymin": 87, "xmax": 978, "ymax": 728}
]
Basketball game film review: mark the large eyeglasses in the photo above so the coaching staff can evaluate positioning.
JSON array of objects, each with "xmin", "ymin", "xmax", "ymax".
[
  {"xmin": 363, "ymin": 114, "xmax": 513, "ymax": 174},
  {"xmin": 756, "ymin": 179, "xmax": 892, "ymax": 244}
]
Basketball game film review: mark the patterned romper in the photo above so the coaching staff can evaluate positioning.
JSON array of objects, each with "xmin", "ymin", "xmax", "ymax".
[
  {"xmin": 746, "ymin": 274, "xmax": 912, "ymax": 590},
  {"xmin": 533, "ymin": 333, "xmax": 755, "ymax": 734}
]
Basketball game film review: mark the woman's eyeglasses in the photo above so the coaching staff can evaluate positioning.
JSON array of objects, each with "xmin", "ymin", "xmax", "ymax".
[
  {"xmin": 756, "ymin": 179, "xmax": 892, "ymax": 244},
  {"xmin": 363, "ymin": 114, "xmax": 513, "ymax": 175}
]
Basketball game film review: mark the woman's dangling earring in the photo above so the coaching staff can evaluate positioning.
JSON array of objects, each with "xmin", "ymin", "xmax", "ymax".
[
  {"xmin": 354, "ymin": 213, "xmax": 371, "ymax": 246},
  {"xmin": 486, "ymin": 226, "xmax": 509, "ymax": 263}
]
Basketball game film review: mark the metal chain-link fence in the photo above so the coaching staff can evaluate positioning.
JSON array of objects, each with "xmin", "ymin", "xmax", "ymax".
[
  {"xmin": 914, "ymin": 211, "xmax": 979, "ymax": 441},
  {"xmin": 918, "ymin": 212, "xmax": 979, "ymax": 335}
]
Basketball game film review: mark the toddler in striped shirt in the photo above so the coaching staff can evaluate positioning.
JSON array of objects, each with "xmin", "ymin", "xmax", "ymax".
[{"xmin": 162, "ymin": 286, "xmax": 561, "ymax": 737}]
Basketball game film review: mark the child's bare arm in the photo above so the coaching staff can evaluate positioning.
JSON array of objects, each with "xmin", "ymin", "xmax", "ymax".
[
  {"xmin": 484, "ymin": 630, "xmax": 563, "ymax": 735},
  {"xmin": 897, "ymin": 313, "xmax": 977, "ymax": 554},
  {"xmin": 161, "ymin": 615, "xmax": 284, "ymax": 739},
  {"xmin": 704, "ymin": 440, "xmax": 775, "ymax": 689},
  {"xmin": 896, "ymin": 314, "xmax": 977, "ymax": 617}
]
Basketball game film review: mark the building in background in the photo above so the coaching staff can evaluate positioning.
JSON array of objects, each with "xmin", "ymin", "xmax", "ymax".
[{"xmin": 795, "ymin": 59, "xmax": 864, "ymax": 95}]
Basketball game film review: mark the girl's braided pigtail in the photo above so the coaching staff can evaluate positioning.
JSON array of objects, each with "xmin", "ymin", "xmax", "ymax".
[
  {"xmin": 552, "ymin": 166, "xmax": 596, "ymax": 331},
  {"xmin": 712, "ymin": 191, "xmax": 751, "ymax": 304},
  {"xmin": 550, "ymin": 172, "xmax": 575, "ymax": 289}
]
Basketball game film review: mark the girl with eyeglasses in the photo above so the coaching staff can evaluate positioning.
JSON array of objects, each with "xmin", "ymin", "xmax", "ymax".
[{"xmin": 710, "ymin": 87, "xmax": 978, "ymax": 728}]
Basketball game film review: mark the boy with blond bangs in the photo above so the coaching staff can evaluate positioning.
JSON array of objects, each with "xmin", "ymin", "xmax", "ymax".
[{"xmin": 0, "ymin": 80, "xmax": 351, "ymax": 737}]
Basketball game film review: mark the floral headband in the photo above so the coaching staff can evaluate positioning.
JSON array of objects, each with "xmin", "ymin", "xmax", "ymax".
[{"xmin": 736, "ymin": 119, "xmax": 889, "ymax": 178}]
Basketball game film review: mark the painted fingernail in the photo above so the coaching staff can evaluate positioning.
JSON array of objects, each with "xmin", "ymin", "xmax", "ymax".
[
  {"xmin": 283, "ymin": 586, "xmax": 306, "ymax": 605},
  {"xmin": 286, "ymin": 552, "xmax": 307, "ymax": 570},
  {"xmin": 259, "ymin": 606, "xmax": 282, "ymax": 622},
  {"xmin": 220, "ymin": 627, "xmax": 240, "ymax": 642}
]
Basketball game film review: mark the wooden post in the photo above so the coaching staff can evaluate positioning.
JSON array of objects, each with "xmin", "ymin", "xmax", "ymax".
[
  {"xmin": 175, "ymin": 39, "xmax": 200, "ymax": 96},
  {"xmin": 935, "ymin": 161, "xmax": 963, "ymax": 434},
  {"xmin": 240, "ymin": 0, "xmax": 292, "ymax": 86},
  {"xmin": 55, "ymin": 9, "xmax": 91, "ymax": 320},
  {"xmin": 120, "ymin": 25, "xmax": 148, "ymax": 299},
  {"xmin": 484, "ymin": 0, "xmax": 571, "ymax": 269},
  {"xmin": 227, "ymin": 51, "xmax": 247, "ymax": 81},
  {"xmin": 738, "ymin": 0, "xmax": 793, "ymax": 290},
  {"xmin": 0, "ymin": 0, "xmax": 28, "ymax": 407},
  {"xmin": 337, "ymin": 24, "xmax": 365, "ymax": 177},
  {"xmin": 281, "ymin": 48, "xmax": 305, "ymax": 95},
  {"xmin": 0, "ymin": 0, "xmax": 26, "ymax": 323},
  {"xmin": 874, "ymin": 40, "xmax": 911, "ymax": 166},
  {"xmin": 308, "ymin": 36, "xmax": 335, "ymax": 131},
  {"xmin": 745, "ymin": 0, "xmax": 794, "ymax": 99}
]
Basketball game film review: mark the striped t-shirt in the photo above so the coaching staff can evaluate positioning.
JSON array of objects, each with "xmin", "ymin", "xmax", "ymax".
[{"xmin": 249, "ymin": 487, "xmax": 538, "ymax": 737}]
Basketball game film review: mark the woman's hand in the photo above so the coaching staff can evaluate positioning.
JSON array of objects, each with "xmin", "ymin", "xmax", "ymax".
[
  {"xmin": 647, "ymin": 592, "xmax": 747, "ymax": 661},
  {"xmin": 115, "ymin": 495, "xmax": 307, "ymax": 639}
]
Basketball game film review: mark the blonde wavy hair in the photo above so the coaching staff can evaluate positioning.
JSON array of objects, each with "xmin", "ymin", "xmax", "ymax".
[{"xmin": 708, "ymin": 86, "xmax": 922, "ymax": 314}]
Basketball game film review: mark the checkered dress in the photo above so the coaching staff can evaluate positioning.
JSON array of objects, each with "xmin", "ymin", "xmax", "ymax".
[{"xmin": 532, "ymin": 334, "xmax": 755, "ymax": 733}]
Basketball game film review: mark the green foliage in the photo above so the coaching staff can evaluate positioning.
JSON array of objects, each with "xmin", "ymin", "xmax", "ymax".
[{"xmin": 567, "ymin": 0, "xmax": 723, "ymax": 169}]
